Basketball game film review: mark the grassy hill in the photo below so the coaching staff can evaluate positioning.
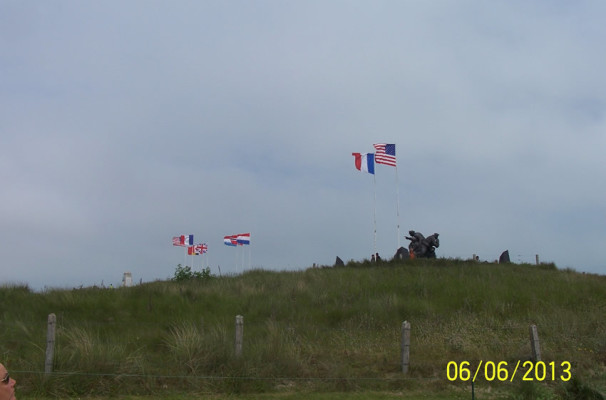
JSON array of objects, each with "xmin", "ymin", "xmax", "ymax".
[{"xmin": 1, "ymin": 258, "xmax": 605, "ymax": 399}]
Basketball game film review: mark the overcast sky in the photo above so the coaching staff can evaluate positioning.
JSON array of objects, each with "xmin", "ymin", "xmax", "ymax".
[{"xmin": 2, "ymin": 1, "xmax": 605, "ymax": 290}]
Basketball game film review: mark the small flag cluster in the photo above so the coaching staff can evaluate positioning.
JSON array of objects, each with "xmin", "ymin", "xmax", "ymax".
[
  {"xmin": 171, "ymin": 232, "xmax": 251, "ymax": 258},
  {"xmin": 224, "ymin": 233, "xmax": 251, "ymax": 246},
  {"xmin": 352, "ymin": 143, "xmax": 396, "ymax": 174},
  {"xmin": 172, "ymin": 234, "xmax": 207, "ymax": 256}
]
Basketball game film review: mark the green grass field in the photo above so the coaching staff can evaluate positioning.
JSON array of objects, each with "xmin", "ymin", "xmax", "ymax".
[
  {"xmin": 21, "ymin": 393, "xmax": 472, "ymax": 400},
  {"xmin": 1, "ymin": 258, "xmax": 605, "ymax": 399},
  {"xmin": 62, "ymin": 393, "xmax": 472, "ymax": 400}
]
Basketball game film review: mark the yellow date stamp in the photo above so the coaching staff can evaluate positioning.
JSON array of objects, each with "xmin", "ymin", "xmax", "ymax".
[{"xmin": 446, "ymin": 360, "xmax": 572, "ymax": 382}]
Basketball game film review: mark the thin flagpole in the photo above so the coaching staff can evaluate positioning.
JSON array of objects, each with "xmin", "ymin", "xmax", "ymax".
[
  {"xmin": 395, "ymin": 164, "xmax": 401, "ymax": 249},
  {"xmin": 373, "ymin": 172, "xmax": 377, "ymax": 258}
]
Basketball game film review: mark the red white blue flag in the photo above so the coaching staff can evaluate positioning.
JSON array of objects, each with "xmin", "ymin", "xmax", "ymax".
[
  {"xmin": 173, "ymin": 235, "xmax": 194, "ymax": 246},
  {"xmin": 373, "ymin": 143, "xmax": 396, "ymax": 167},
  {"xmin": 188, "ymin": 243, "xmax": 208, "ymax": 255},
  {"xmin": 352, "ymin": 152, "xmax": 375, "ymax": 174},
  {"xmin": 224, "ymin": 235, "xmax": 238, "ymax": 246},
  {"xmin": 183, "ymin": 235, "xmax": 194, "ymax": 246},
  {"xmin": 237, "ymin": 233, "xmax": 251, "ymax": 245}
]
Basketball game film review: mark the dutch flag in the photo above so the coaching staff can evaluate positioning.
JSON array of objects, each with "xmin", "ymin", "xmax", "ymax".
[
  {"xmin": 237, "ymin": 233, "xmax": 251, "ymax": 245},
  {"xmin": 224, "ymin": 235, "xmax": 238, "ymax": 246}
]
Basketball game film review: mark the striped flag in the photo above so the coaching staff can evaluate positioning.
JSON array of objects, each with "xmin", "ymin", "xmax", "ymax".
[
  {"xmin": 352, "ymin": 152, "xmax": 375, "ymax": 174},
  {"xmin": 173, "ymin": 235, "xmax": 194, "ymax": 246},
  {"xmin": 224, "ymin": 235, "xmax": 238, "ymax": 246},
  {"xmin": 373, "ymin": 143, "xmax": 396, "ymax": 167},
  {"xmin": 237, "ymin": 233, "xmax": 251, "ymax": 245},
  {"xmin": 183, "ymin": 235, "xmax": 194, "ymax": 246}
]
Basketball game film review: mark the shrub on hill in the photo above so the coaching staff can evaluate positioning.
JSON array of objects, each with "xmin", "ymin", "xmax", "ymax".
[{"xmin": 172, "ymin": 264, "xmax": 213, "ymax": 282}]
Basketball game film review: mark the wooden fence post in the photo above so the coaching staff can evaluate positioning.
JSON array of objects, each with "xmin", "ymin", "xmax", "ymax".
[
  {"xmin": 45, "ymin": 313, "xmax": 56, "ymax": 374},
  {"xmin": 235, "ymin": 315, "xmax": 244, "ymax": 358},
  {"xmin": 401, "ymin": 320, "xmax": 411, "ymax": 373},
  {"xmin": 530, "ymin": 324, "xmax": 541, "ymax": 361},
  {"xmin": 535, "ymin": 254, "xmax": 540, "ymax": 265}
]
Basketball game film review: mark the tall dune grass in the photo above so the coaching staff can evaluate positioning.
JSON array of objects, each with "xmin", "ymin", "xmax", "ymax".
[{"xmin": 0, "ymin": 258, "xmax": 604, "ymax": 397}]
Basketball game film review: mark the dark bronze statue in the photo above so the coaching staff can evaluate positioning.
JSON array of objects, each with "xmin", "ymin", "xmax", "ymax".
[{"xmin": 405, "ymin": 230, "xmax": 439, "ymax": 258}]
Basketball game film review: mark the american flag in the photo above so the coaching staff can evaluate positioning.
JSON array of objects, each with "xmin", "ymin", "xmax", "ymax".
[{"xmin": 373, "ymin": 143, "xmax": 396, "ymax": 167}]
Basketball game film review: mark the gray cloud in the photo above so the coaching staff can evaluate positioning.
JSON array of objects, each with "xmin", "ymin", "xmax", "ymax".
[{"xmin": 1, "ymin": 1, "xmax": 605, "ymax": 289}]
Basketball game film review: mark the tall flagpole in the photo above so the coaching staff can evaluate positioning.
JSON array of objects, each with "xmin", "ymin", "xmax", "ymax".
[
  {"xmin": 395, "ymin": 164, "xmax": 401, "ymax": 249},
  {"xmin": 373, "ymin": 143, "xmax": 400, "ymax": 251},
  {"xmin": 373, "ymin": 171, "xmax": 377, "ymax": 258}
]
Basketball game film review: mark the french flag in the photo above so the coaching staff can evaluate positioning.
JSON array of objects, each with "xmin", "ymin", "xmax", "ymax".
[
  {"xmin": 173, "ymin": 235, "xmax": 193, "ymax": 246},
  {"xmin": 352, "ymin": 153, "xmax": 375, "ymax": 174},
  {"xmin": 237, "ymin": 233, "xmax": 251, "ymax": 245},
  {"xmin": 182, "ymin": 234, "xmax": 194, "ymax": 246}
]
